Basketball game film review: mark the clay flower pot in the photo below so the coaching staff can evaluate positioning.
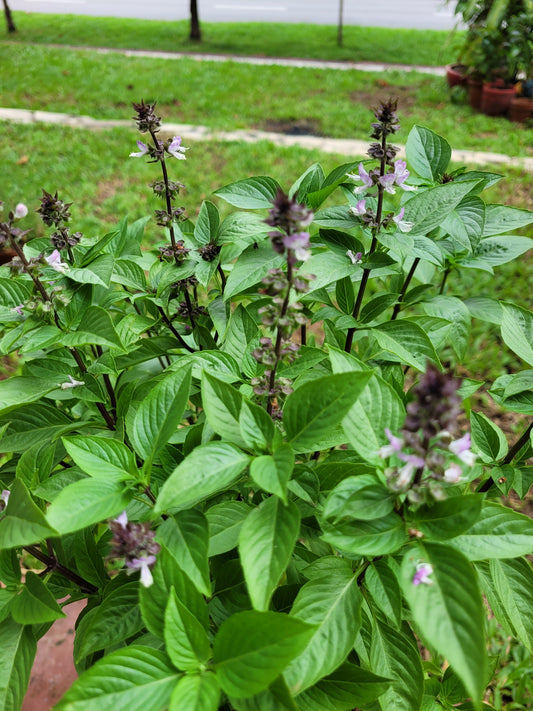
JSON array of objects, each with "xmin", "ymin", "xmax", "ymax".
[
  {"xmin": 509, "ymin": 96, "xmax": 533, "ymax": 123},
  {"xmin": 467, "ymin": 78, "xmax": 484, "ymax": 110},
  {"xmin": 446, "ymin": 63, "xmax": 468, "ymax": 88},
  {"xmin": 481, "ymin": 81, "xmax": 516, "ymax": 116}
]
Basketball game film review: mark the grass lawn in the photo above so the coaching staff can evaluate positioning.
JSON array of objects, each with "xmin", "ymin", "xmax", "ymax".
[
  {"xmin": 2, "ymin": 44, "xmax": 533, "ymax": 157},
  {"xmin": 4, "ymin": 11, "xmax": 461, "ymax": 66}
]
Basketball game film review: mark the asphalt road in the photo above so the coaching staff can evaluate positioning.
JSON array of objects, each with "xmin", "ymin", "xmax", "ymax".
[{"xmin": 10, "ymin": 0, "xmax": 461, "ymax": 30}]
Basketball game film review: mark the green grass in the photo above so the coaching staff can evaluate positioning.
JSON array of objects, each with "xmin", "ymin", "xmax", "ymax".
[
  {"xmin": 4, "ymin": 11, "xmax": 461, "ymax": 66},
  {"xmin": 2, "ymin": 44, "xmax": 533, "ymax": 157}
]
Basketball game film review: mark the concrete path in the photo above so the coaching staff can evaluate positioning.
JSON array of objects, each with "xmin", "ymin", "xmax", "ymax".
[{"xmin": 2, "ymin": 106, "xmax": 533, "ymax": 172}]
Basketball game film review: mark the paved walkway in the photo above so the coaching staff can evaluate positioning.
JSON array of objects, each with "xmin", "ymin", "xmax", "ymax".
[
  {"xmin": 2, "ymin": 43, "xmax": 532, "ymax": 171},
  {"xmin": 2, "ymin": 106, "xmax": 533, "ymax": 171}
]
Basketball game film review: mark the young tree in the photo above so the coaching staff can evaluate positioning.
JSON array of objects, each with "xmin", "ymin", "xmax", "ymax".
[
  {"xmin": 2, "ymin": 0, "xmax": 16, "ymax": 33},
  {"xmin": 190, "ymin": 0, "xmax": 201, "ymax": 41}
]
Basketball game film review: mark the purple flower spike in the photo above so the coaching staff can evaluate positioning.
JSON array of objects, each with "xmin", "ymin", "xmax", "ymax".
[
  {"xmin": 413, "ymin": 562, "xmax": 433, "ymax": 586},
  {"xmin": 129, "ymin": 140, "xmax": 149, "ymax": 158}
]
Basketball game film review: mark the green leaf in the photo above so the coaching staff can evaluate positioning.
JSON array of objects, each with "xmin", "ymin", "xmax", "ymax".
[
  {"xmin": 11, "ymin": 571, "xmax": 66, "ymax": 624},
  {"xmin": 155, "ymin": 442, "xmax": 251, "ymax": 513},
  {"xmin": 194, "ymin": 200, "xmax": 220, "ymax": 245},
  {"xmin": 75, "ymin": 583, "xmax": 144, "ymax": 661},
  {"xmin": 0, "ymin": 479, "xmax": 58, "ymax": 548},
  {"xmin": 296, "ymin": 663, "xmax": 390, "ymax": 710},
  {"xmin": 470, "ymin": 411, "xmax": 508, "ymax": 462},
  {"xmin": 0, "ymin": 617, "xmax": 36, "ymax": 711},
  {"xmin": 140, "ymin": 549, "xmax": 208, "ymax": 641},
  {"xmin": 406, "ymin": 125, "xmax": 451, "ymax": 181},
  {"xmin": 67, "ymin": 254, "xmax": 114, "ymax": 287},
  {"xmin": 406, "ymin": 496, "xmax": 483, "ymax": 540},
  {"xmin": 169, "ymin": 673, "xmax": 220, "ymax": 711},
  {"xmin": 201, "ymin": 371, "xmax": 245, "ymax": 447},
  {"xmin": 335, "ymin": 276, "xmax": 355, "ymax": 315},
  {"xmin": 214, "ymin": 176, "xmax": 281, "ymax": 209},
  {"xmin": 56, "ymin": 646, "xmax": 180, "ymax": 711},
  {"xmin": 46, "ymin": 478, "xmax": 132, "ymax": 534},
  {"xmin": 111, "ymin": 258, "xmax": 147, "ymax": 290},
  {"xmin": 0, "ymin": 376, "xmax": 57, "ymax": 415},
  {"xmin": 224, "ymin": 242, "xmax": 285, "ymax": 300},
  {"xmin": 323, "ymin": 475, "xmax": 395, "ymax": 522},
  {"xmin": 404, "ymin": 180, "xmax": 481, "ymax": 234},
  {"xmin": 302, "ymin": 250, "xmax": 355, "ymax": 292},
  {"xmin": 448, "ymin": 501, "xmax": 533, "ymax": 560},
  {"xmin": 364, "ymin": 560, "xmax": 402, "ymax": 627},
  {"xmin": 313, "ymin": 206, "xmax": 359, "ymax": 230},
  {"xmin": 500, "ymin": 303, "xmax": 533, "ymax": 367},
  {"xmin": 424, "ymin": 296, "xmax": 471, "ymax": 360},
  {"xmin": 60, "ymin": 306, "xmax": 124, "ymax": 351},
  {"xmin": 400, "ymin": 542, "xmax": 486, "ymax": 705},
  {"xmin": 157, "ymin": 512, "xmax": 210, "ymax": 597},
  {"xmin": 239, "ymin": 497, "xmax": 300, "ymax": 611},
  {"xmin": 283, "ymin": 372, "xmax": 372, "ymax": 453},
  {"xmin": 207, "ymin": 501, "xmax": 251, "ymax": 556},
  {"xmin": 370, "ymin": 619, "xmax": 424, "ymax": 711},
  {"xmin": 465, "ymin": 235, "xmax": 533, "ymax": 268},
  {"xmin": 329, "ymin": 349, "xmax": 406, "ymax": 466},
  {"xmin": 370, "ymin": 320, "xmax": 440, "ymax": 370},
  {"xmin": 63, "ymin": 435, "xmax": 138, "ymax": 481},
  {"xmin": 284, "ymin": 571, "xmax": 362, "ymax": 694},
  {"xmin": 239, "ymin": 399, "xmax": 275, "ymax": 452},
  {"xmin": 213, "ymin": 610, "xmax": 315, "ymax": 699},
  {"xmin": 165, "ymin": 588, "xmax": 211, "ymax": 671},
  {"xmin": 249, "ymin": 445, "xmax": 294, "ymax": 502},
  {"xmin": 321, "ymin": 513, "xmax": 407, "ymax": 556},
  {"xmin": 482, "ymin": 204, "xmax": 533, "ymax": 237},
  {"xmin": 130, "ymin": 366, "xmax": 192, "ymax": 464},
  {"xmin": 441, "ymin": 195, "xmax": 485, "ymax": 251},
  {"xmin": 477, "ymin": 558, "xmax": 533, "ymax": 651}
]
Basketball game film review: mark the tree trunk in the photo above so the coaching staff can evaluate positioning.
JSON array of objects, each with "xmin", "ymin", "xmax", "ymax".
[
  {"xmin": 3, "ymin": 0, "xmax": 17, "ymax": 33},
  {"xmin": 190, "ymin": 0, "xmax": 201, "ymax": 41},
  {"xmin": 337, "ymin": 0, "xmax": 344, "ymax": 47}
]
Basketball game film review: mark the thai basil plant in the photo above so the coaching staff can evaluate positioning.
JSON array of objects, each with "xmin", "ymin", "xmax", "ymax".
[{"xmin": 1, "ymin": 98, "xmax": 533, "ymax": 711}]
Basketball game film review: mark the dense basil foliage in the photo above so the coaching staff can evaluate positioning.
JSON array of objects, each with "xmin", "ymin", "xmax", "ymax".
[{"xmin": 0, "ymin": 102, "xmax": 532, "ymax": 711}]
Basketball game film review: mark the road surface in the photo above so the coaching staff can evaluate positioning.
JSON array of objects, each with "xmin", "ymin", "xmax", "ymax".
[{"xmin": 9, "ymin": 0, "xmax": 461, "ymax": 30}]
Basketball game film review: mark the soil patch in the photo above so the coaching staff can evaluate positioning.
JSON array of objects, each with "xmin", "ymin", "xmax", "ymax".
[{"xmin": 258, "ymin": 118, "xmax": 322, "ymax": 136}]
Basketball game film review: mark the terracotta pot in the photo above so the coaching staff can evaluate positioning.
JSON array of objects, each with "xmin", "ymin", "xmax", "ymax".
[
  {"xmin": 480, "ymin": 81, "xmax": 516, "ymax": 116},
  {"xmin": 467, "ymin": 78, "xmax": 484, "ymax": 110},
  {"xmin": 509, "ymin": 96, "xmax": 533, "ymax": 123},
  {"xmin": 446, "ymin": 63, "xmax": 468, "ymax": 88}
]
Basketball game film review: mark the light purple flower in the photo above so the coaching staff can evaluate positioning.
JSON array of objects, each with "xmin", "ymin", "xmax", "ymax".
[
  {"xmin": 167, "ymin": 136, "xmax": 188, "ymax": 160},
  {"xmin": 379, "ymin": 173, "xmax": 397, "ymax": 194},
  {"xmin": 348, "ymin": 163, "xmax": 374, "ymax": 194},
  {"xmin": 127, "ymin": 556, "xmax": 157, "ymax": 587},
  {"xmin": 449, "ymin": 433, "xmax": 476, "ymax": 466},
  {"xmin": 114, "ymin": 511, "xmax": 129, "ymax": 528},
  {"xmin": 392, "ymin": 207, "xmax": 414, "ymax": 233},
  {"xmin": 444, "ymin": 463, "xmax": 464, "ymax": 484},
  {"xmin": 0, "ymin": 489, "xmax": 10, "ymax": 509},
  {"xmin": 45, "ymin": 250, "xmax": 69, "ymax": 274},
  {"xmin": 394, "ymin": 160, "xmax": 417, "ymax": 192},
  {"xmin": 396, "ymin": 461, "xmax": 417, "ymax": 488},
  {"xmin": 348, "ymin": 199, "xmax": 367, "ymax": 217},
  {"xmin": 11, "ymin": 304, "xmax": 24, "ymax": 316},
  {"xmin": 129, "ymin": 140, "xmax": 149, "ymax": 158},
  {"xmin": 283, "ymin": 231, "xmax": 310, "ymax": 261},
  {"xmin": 60, "ymin": 374, "xmax": 85, "ymax": 390},
  {"xmin": 14, "ymin": 203, "xmax": 28, "ymax": 219},
  {"xmin": 379, "ymin": 428, "xmax": 404, "ymax": 458},
  {"xmin": 346, "ymin": 250, "xmax": 362, "ymax": 265},
  {"xmin": 413, "ymin": 562, "xmax": 433, "ymax": 586}
]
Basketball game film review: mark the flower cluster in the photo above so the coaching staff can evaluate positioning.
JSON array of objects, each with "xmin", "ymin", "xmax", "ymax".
[
  {"xmin": 159, "ymin": 240, "xmax": 190, "ymax": 262},
  {"xmin": 108, "ymin": 511, "xmax": 160, "ymax": 587},
  {"xmin": 131, "ymin": 99, "xmax": 161, "ymax": 134},
  {"xmin": 348, "ymin": 160, "xmax": 416, "ymax": 197},
  {"xmin": 129, "ymin": 136, "xmax": 188, "ymax": 163},
  {"xmin": 379, "ymin": 365, "xmax": 476, "ymax": 501},
  {"xmin": 265, "ymin": 189, "xmax": 313, "ymax": 264},
  {"xmin": 250, "ymin": 268, "xmax": 312, "ymax": 399}
]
